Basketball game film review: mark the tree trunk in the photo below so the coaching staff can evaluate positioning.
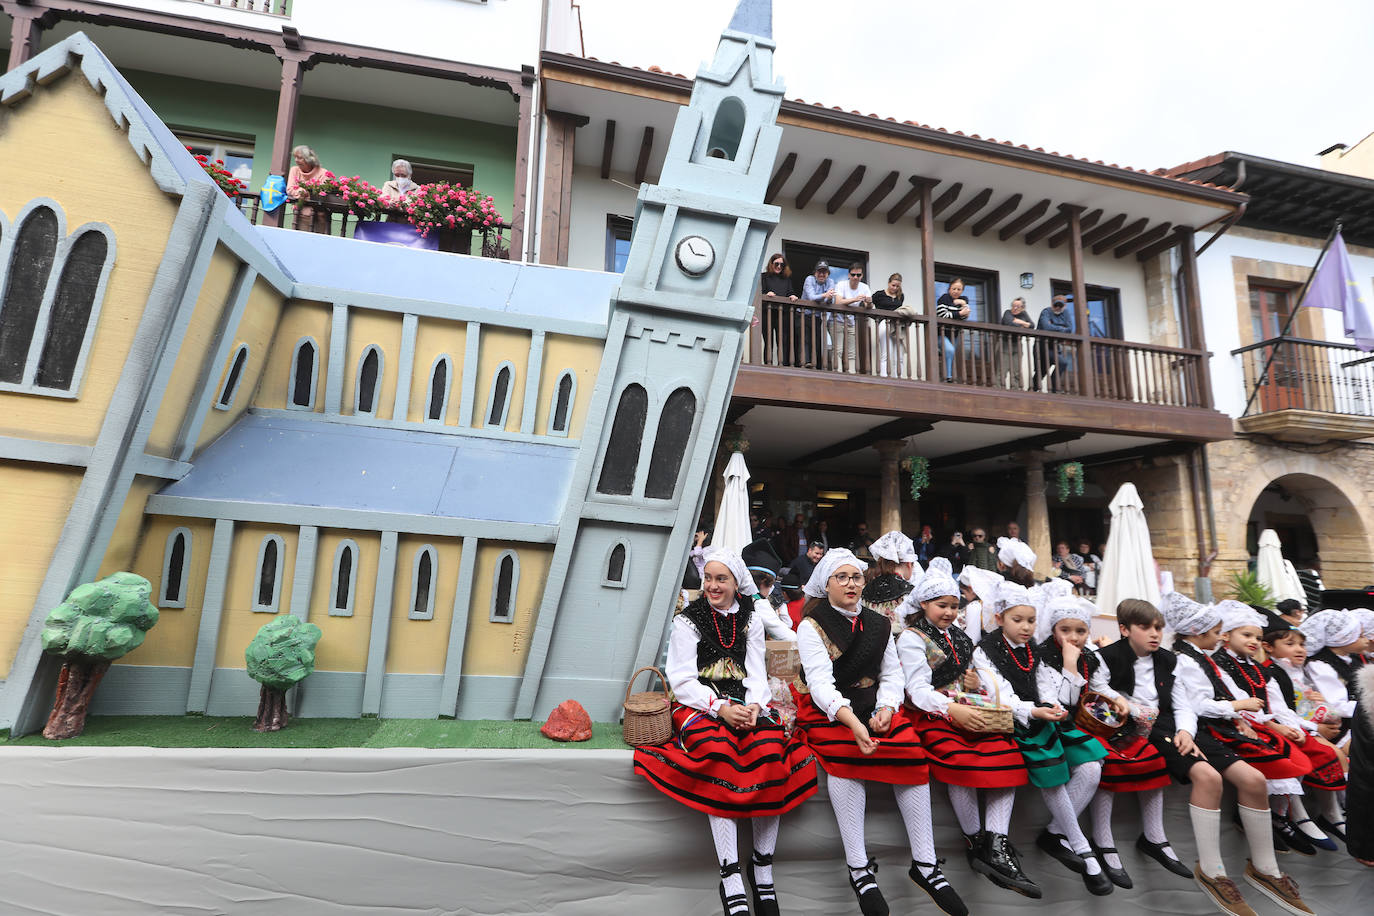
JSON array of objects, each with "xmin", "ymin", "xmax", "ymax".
[
  {"xmin": 43, "ymin": 658, "xmax": 111, "ymax": 740},
  {"xmin": 253, "ymin": 685, "xmax": 290, "ymax": 732}
]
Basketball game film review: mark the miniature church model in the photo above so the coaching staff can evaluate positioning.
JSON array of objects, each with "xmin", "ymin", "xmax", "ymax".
[{"xmin": 0, "ymin": 1, "xmax": 783, "ymax": 734}]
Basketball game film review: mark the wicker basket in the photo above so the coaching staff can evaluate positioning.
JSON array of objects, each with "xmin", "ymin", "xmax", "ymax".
[
  {"xmin": 953, "ymin": 668, "xmax": 1014, "ymax": 734},
  {"xmin": 1074, "ymin": 690, "xmax": 1125, "ymax": 740},
  {"xmin": 622, "ymin": 666, "xmax": 673, "ymax": 747}
]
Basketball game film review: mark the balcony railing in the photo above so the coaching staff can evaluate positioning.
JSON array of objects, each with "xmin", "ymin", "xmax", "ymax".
[
  {"xmin": 1233, "ymin": 336, "xmax": 1374, "ymax": 418},
  {"xmin": 190, "ymin": 0, "xmax": 292, "ymax": 15},
  {"xmin": 747, "ymin": 296, "xmax": 1208, "ymax": 409}
]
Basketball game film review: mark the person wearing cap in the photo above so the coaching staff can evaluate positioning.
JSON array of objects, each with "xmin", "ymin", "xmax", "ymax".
[
  {"xmin": 798, "ymin": 261, "xmax": 837, "ymax": 370},
  {"xmin": 633, "ymin": 547, "xmax": 817, "ymax": 916},
  {"xmin": 740, "ymin": 538, "xmax": 797, "ymax": 641},
  {"xmin": 1035, "ymin": 294, "xmax": 1076, "ymax": 392}
]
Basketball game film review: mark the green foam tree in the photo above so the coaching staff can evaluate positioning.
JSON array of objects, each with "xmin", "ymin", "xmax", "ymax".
[
  {"xmin": 245, "ymin": 615, "xmax": 322, "ymax": 732},
  {"xmin": 41, "ymin": 572, "xmax": 159, "ymax": 739}
]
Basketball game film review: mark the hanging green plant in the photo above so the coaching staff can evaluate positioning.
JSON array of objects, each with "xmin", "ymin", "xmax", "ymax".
[
  {"xmin": 901, "ymin": 455, "xmax": 930, "ymax": 501},
  {"xmin": 1055, "ymin": 461, "xmax": 1084, "ymax": 502},
  {"xmin": 721, "ymin": 431, "xmax": 750, "ymax": 454}
]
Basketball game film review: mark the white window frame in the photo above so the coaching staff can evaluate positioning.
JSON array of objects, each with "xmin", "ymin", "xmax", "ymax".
[
  {"xmin": 215, "ymin": 343, "xmax": 250, "ymax": 411},
  {"xmin": 409, "ymin": 545, "xmax": 438, "ymax": 621},
  {"xmin": 287, "ymin": 336, "xmax": 320, "ymax": 410},
  {"xmin": 547, "ymin": 368, "xmax": 577, "ymax": 436},
  {"xmin": 252, "ymin": 535, "xmax": 286, "ymax": 613},
  {"xmin": 330, "ymin": 539, "xmax": 360, "ymax": 617},
  {"xmin": 159, "ymin": 526, "xmax": 193, "ymax": 608},
  {"xmin": 354, "ymin": 344, "xmax": 385, "ymax": 416},
  {"xmin": 489, "ymin": 550, "xmax": 520, "ymax": 623},
  {"xmin": 484, "ymin": 360, "xmax": 515, "ymax": 429}
]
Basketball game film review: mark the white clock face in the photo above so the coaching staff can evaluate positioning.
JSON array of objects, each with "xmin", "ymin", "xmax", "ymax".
[{"xmin": 674, "ymin": 235, "xmax": 715, "ymax": 276}]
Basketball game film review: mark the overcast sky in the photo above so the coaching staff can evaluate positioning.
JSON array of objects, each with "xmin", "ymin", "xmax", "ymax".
[{"xmin": 574, "ymin": 0, "xmax": 1374, "ymax": 174}]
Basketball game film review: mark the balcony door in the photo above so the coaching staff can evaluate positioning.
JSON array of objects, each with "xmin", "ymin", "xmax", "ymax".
[{"xmin": 1249, "ymin": 283, "xmax": 1304, "ymax": 410}]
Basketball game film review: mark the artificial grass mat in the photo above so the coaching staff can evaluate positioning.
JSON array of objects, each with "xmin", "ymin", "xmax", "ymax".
[{"xmin": 1, "ymin": 716, "xmax": 629, "ymax": 750}]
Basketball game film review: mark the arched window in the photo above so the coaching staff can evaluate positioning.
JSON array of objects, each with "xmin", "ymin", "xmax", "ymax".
[
  {"xmin": 410, "ymin": 545, "xmax": 437, "ymax": 620},
  {"xmin": 485, "ymin": 361, "xmax": 514, "ymax": 428},
  {"xmin": 645, "ymin": 387, "xmax": 697, "ymax": 499},
  {"xmin": 596, "ymin": 383, "xmax": 648, "ymax": 495},
  {"xmin": 253, "ymin": 535, "xmax": 285, "ymax": 612},
  {"xmin": 330, "ymin": 539, "xmax": 359, "ymax": 617},
  {"xmin": 354, "ymin": 345, "xmax": 383, "ymax": 415},
  {"xmin": 34, "ymin": 229, "xmax": 109, "ymax": 390},
  {"xmin": 604, "ymin": 541, "xmax": 628, "ymax": 589},
  {"xmin": 216, "ymin": 344, "xmax": 249, "ymax": 410},
  {"xmin": 489, "ymin": 551, "xmax": 519, "ymax": 623},
  {"xmin": 548, "ymin": 369, "xmax": 576, "ymax": 436},
  {"xmin": 705, "ymin": 96, "xmax": 747, "ymax": 161},
  {"xmin": 0, "ymin": 206, "xmax": 60, "ymax": 384},
  {"xmin": 425, "ymin": 355, "xmax": 451, "ymax": 423},
  {"xmin": 160, "ymin": 527, "xmax": 192, "ymax": 608},
  {"xmin": 289, "ymin": 337, "xmax": 319, "ymax": 409}
]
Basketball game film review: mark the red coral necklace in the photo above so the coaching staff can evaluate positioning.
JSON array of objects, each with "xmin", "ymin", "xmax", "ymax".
[
  {"xmin": 712, "ymin": 609, "xmax": 738, "ymax": 649},
  {"xmin": 1005, "ymin": 636, "xmax": 1034, "ymax": 672}
]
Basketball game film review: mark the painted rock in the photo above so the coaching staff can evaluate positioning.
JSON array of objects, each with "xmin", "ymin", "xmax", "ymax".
[{"xmin": 541, "ymin": 699, "xmax": 593, "ymax": 742}]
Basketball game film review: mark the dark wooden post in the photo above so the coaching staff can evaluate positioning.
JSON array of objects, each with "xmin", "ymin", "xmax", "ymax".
[
  {"xmin": 1175, "ymin": 225, "xmax": 1214, "ymax": 409},
  {"xmin": 264, "ymin": 50, "xmax": 311, "ymax": 229},
  {"xmin": 509, "ymin": 65, "xmax": 536, "ymax": 264},
  {"xmin": 1063, "ymin": 204, "xmax": 1092, "ymax": 398},
  {"xmin": 538, "ymin": 110, "xmax": 589, "ymax": 265},
  {"xmin": 920, "ymin": 181, "xmax": 938, "ymax": 383},
  {"xmin": 7, "ymin": 11, "xmax": 44, "ymax": 71}
]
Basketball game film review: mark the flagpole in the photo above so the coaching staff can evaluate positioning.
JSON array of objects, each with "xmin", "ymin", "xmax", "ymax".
[{"xmin": 1239, "ymin": 220, "xmax": 1342, "ymax": 417}]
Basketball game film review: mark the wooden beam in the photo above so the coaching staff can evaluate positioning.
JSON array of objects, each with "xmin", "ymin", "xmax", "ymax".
[
  {"xmin": 725, "ymin": 400, "xmax": 755, "ymax": 424},
  {"xmin": 943, "ymin": 187, "xmax": 993, "ymax": 233},
  {"xmin": 930, "ymin": 182, "xmax": 963, "ymax": 219},
  {"xmin": 930, "ymin": 431, "xmax": 1084, "ymax": 469},
  {"xmin": 765, "ymin": 152, "xmax": 797, "ymax": 204},
  {"xmin": 795, "ymin": 158, "xmax": 832, "ymax": 210},
  {"xmin": 886, "ymin": 176, "xmax": 930, "ymax": 224},
  {"xmin": 970, "ymin": 193, "xmax": 1022, "ymax": 237},
  {"xmin": 599, "ymin": 119, "xmax": 616, "ymax": 180},
  {"xmin": 826, "ymin": 165, "xmax": 867, "ymax": 214},
  {"xmin": 998, "ymin": 198, "xmax": 1051, "ymax": 241},
  {"xmin": 790, "ymin": 418, "xmax": 934, "ymax": 467},
  {"xmin": 633, "ymin": 125, "xmax": 655, "ymax": 185},
  {"xmin": 1114, "ymin": 222, "xmax": 1171, "ymax": 259},
  {"xmin": 1135, "ymin": 231, "xmax": 1185, "ymax": 262},
  {"xmin": 857, "ymin": 170, "xmax": 900, "ymax": 219},
  {"xmin": 1092, "ymin": 217, "xmax": 1149, "ymax": 255},
  {"xmin": 1080, "ymin": 212, "xmax": 1127, "ymax": 247},
  {"xmin": 1048, "ymin": 208, "xmax": 1101, "ymax": 248},
  {"xmin": 1024, "ymin": 210, "xmax": 1069, "ymax": 246}
]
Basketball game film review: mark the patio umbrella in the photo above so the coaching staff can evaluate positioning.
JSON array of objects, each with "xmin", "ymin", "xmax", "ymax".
[
  {"xmin": 714, "ymin": 452, "xmax": 753, "ymax": 555},
  {"xmin": 1096, "ymin": 482, "xmax": 1161, "ymax": 620},
  {"xmin": 1256, "ymin": 528, "xmax": 1307, "ymax": 606}
]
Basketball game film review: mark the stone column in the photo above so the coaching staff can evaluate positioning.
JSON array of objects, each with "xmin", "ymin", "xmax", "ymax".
[
  {"xmin": 874, "ymin": 439, "xmax": 905, "ymax": 535},
  {"xmin": 1021, "ymin": 450, "xmax": 1054, "ymax": 579}
]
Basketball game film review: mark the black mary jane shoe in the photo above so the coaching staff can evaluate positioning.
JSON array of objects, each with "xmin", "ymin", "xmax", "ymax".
[
  {"xmin": 976, "ymin": 833, "xmax": 1042, "ymax": 899},
  {"xmin": 1274, "ymin": 814, "xmax": 1315, "ymax": 856},
  {"xmin": 909, "ymin": 859, "xmax": 969, "ymax": 916},
  {"xmin": 1080, "ymin": 855, "xmax": 1114, "ymax": 897},
  {"xmin": 847, "ymin": 858, "xmax": 889, "ymax": 916},
  {"xmin": 1089, "ymin": 840, "xmax": 1133, "ymax": 889},
  {"xmin": 1134, "ymin": 834, "xmax": 1193, "ymax": 878},
  {"xmin": 1035, "ymin": 829, "xmax": 1086, "ymax": 874},
  {"xmin": 718, "ymin": 862, "xmax": 750, "ymax": 916},
  {"xmin": 1315, "ymin": 815, "xmax": 1347, "ymax": 844},
  {"xmin": 749, "ymin": 850, "xmax": 780, "ymax": 916}
]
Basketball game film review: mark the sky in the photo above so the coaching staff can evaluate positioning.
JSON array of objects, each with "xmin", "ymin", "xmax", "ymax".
[{"xmin": 574, "ymin": 0, "xmax": 1374, "ymax": 174}]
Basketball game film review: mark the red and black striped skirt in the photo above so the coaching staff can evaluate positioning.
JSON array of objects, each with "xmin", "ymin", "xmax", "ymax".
[
  {"xmin": 1203, "ymin": 721, "xmax": 1311, "ymax": 781},
  {"xmin": 633, "ymin": 704, "xmax": 818, "ymax": 819},
  {"xmin": 1297, "ymin": 734, "xmax": 1345, "ymax": 791},
  {"xmin": 909, "ymin": 711, "xmax": 1029, "ymax": 788},
  {"xmin": 1096, "ymin": 733, "xmax": 1172, "ymax": 793},
  {"xmin": 790, "ymin": 688, "xmax": 929, "ymax": 785}
]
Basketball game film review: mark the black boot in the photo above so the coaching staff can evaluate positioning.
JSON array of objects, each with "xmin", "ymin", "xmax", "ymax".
[
  {"xmin": 846, "ymin": 858, "xmax": 889, "ymax": 916},
  {"xmin": 1089, "ymin": 839, "xmax": 1133, "ymax": 889},
  {"xmin": 976, "ymin": 833, "xmax": 1042, "ymax": 899},
  {"xmin": 1035, "ymin": 829, "xmax": 1085, "ymax": 874},
  {"xmin": 749, "ymin": 850, "xmax": 780, "ymax": 916},
  {"xmin": 962, "ymin": 831, "xmax": 982, "ymax": 869},
  {"xmin": 909, "ymin": 859, "xmax": 968, "ymax": 916},
  {"xmin": 718, "ymin": 862, "xmax": 749, "ymax": 916}
]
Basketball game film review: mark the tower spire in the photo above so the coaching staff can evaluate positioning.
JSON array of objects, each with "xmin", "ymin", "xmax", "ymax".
[{"xmin": 727, "ymin": 0, "xmax": 772, "ymax": 39}]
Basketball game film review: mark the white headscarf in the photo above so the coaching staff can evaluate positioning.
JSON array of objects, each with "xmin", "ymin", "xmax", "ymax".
[
  {"xmin": 1031, "ymin": 578, "xmax": 1076, "ymax": 641},
  {"xmin": 1161, "ymin": 591, "xmax": 1220, "ymax": 636},
  {"xmin": 1300, "ymin": 609, "xmax": 1362, "ymax": 653},
  {"xmin": 996, "ymin": 537, "xmax": 1036, "ymax": 571},
  {"xmin": 911, "ymin": 567, "xmax": 959, "ymax": 605},
  {"xmin": 1216, "ymin": 599, "xmax": 1265, "ymax": 634},
  {"xmin": 959, "ymin": 566, "xmax": 1002, "ymax": 608},
  {"xmin": 1355, "ymin": 608, "xmax": 1374, "ymax": 639},
  {"xmin": 802, "ymin": 548, "xmax": 867, "ymax": 599},
  {"xmin": 870, "ymin": 531, "xmax": 917, "ymax": 564},
  {"xmin": 991, "ymin": 580, "xmax": 1033, "ymax": 617},
  {"xmin": 700, "ymin": 546, "xmax": 758, "ymax": 600}
]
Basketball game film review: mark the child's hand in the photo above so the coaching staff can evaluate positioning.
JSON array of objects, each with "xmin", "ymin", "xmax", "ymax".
[
  {"xmin": 1274, "ymin": 723, "xmax": 1301, "ymax": 741},
  {"xmin": 1231, "ymin": 697, "xmax": 1264, "ymax": 713},
  {"xmin": 743, "ymin": 703, "xmax": 761, "ymax": 728},
  {"xmin": 1175, "ymin": 730, "xmax": 1204, "ymax": 758},
  {"xmin": 1033, "ymin": 705, "xmax": 1066, "ymax": 722},
  {"xmin": 949, "ymin": 703, "xmax": 986, "ymax": 732},
  {"xmin": 851, "ymin": 723, "xmax": 878, "ymax": 755},
  {"xmin": 1317, "ymin": 722, "xmax": 1341, "ymax": 741},
  {"xmin": 869, "ymin": 707, "xmax": 893, "ymax": 735},
  {"xmin": 1061, "ymin": 642, "xmax": 1081, "ymax": 671},
  {"xmin": 719, "ymin": 703, "xmax": 751, "ymax": 728},
  {"xmin": 1237, "ymin": 720, "xmax": 1259, "ymax": 739},
  {"xmin": 1306, "ymin": 689, "xmax": 1327, "ymax": 704},
  {"xmin": 1111, "ymin": 696, "xmax": 1131, "ymax": 717},
  {"xmin": 961, "ymin": 670, "xmax": 980, "ymax": 691}
]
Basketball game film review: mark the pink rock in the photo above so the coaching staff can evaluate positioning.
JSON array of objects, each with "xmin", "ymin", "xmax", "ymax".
[{"xmin": 541, "ymin": 699, "xmax": 593, "ymax": 742}]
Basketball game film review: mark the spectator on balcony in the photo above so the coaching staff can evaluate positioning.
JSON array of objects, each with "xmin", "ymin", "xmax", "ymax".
[
  {"xmin": 1052, "ymin": 540, "xmax": 1088, "ymax": 591},
  {"xmin": 760, "ymin": 252, "xmax": 798, "ymax": 365},
  {"xmin": 1035, "ymin": 294, "xmax": 1076, "ymax": 392},
  {"xmin": 381, "ymin": 158, "xmax": 420, "ymax": 200},
  {"xmin": 999, "ymin": 296, "xmax": 1033, "ymax": 389},
  {"xmin": 936, "ymin": 278, "xmax": 971, "ymax": 382},
  {"xmin": 761, "ymin": 252, "xmax": 796, "ymax": 299},
  {"xmin": 1074, "ymin": 539, "xmax": 1102, "ymax": 592},
  {"xmin": 287, "ymin": 145, "xmax": 330, "ymax": 233},
  {"xmin": 798, "ymin": 262, "xmax": 836, "ymax": 369},
  {"xmin": 833, "ymin": 263, "xmax": 871, "ymax": 373},
  {"xmin": 871, "ymin": 272, "xmax": 908, "ymax": 377}
]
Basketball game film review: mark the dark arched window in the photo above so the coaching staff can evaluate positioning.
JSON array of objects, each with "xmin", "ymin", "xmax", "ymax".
[
  {"xmin": 705, "ymin": 96, "xmax": 747, "ymax": 160},
  {"xmin": 331, "ymin": 540, "xmax": 359, "ymax": 616},
  {"xmin": 216, "ymin": 344, "xmax": 249, "ymax": 410},
  {"xmin": 355, "ymin": 345, "xmax": 383, "ymax": 415},
  {"xmin": 289, "ymin": 338, "xmax": 318, "ymax": 409},
  {"xmin": 605, "ymin": 542, "xmax": 628, "ymax": 588},
  {"xmin": 35, "ymin": 230, "xmax": 108, "ymax": 389},
  {"xmin": 549, "ymin": 369, "xmax": 576, "ymax": 435},
  {"xmin": 596, "ymin": 383, "xmax": 648, "ymax": 495},
  {"xmin": 645, "ymin": 387, "xmax": 697, "ymax": 499},
  {"xmin": 161, "ymin": 527, "xmax": 192, "ymax": 608},
  {"xmin": 490, "ymin": 551, "xmax": 519, "ymax": 623},
  {"xmin": 485, "ymin": 361, "xmax": 514, "ymax": 428},
  {"xmin": 426, "ymin": 355, "xmax": 451, "ymax": 422},
  {"xmin": 410, "ymin": 546, "xmax": 437, "ymax": 620},
  {"xmin": 254, "ymin": 536, "xmax": 284, "ymax": 612},
  {"xmin": 0, "ymin": 206, "xmax": 59, "ymax": 383}
]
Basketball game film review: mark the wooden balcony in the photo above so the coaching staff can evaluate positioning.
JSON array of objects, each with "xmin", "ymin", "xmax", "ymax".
[
  {"xmin": 739, "ymin": 296, "xmax": 1232, "ymax": 441},
  {"xmin": 190, "ymin": 0, "xmax": 291, "ymax": 15},
  {"xmin": 1233, "ymin": 336, "xmax": 1374, "ymax": 442}
]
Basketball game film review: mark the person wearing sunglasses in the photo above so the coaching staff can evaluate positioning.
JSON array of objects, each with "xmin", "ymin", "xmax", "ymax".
[
  {"xmin": 760, "ymin": 253, "xmax": 799, "ymax": 366},
  {"xmin": 833, "ymin": 263, "xmax": 872, "ymax": 374}
]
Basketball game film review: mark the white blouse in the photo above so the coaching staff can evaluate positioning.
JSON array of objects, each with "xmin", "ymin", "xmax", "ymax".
[
  {"xmin": 1306, "ymin": 657, "xmax": 1357, "ymax": 719},
  {"xmin": 1039, "ymin": 646, "xmax": 1120, "ymax": 709},
  {"xmin": 664, "ymin": 601, "xmax": 770, "ymax": 717},
  {"xmin": 1124, "ymin": 652, "xmax": 1198, "ymax": 738},
  {"xmin": 796, "ymin": 607, "xmax": 903, "ymax": 722},
  {"xmin": 1215, "ymin": 650, "xmax": 1312, "ymax": 734},
  {"xmin": 970, "ymin": 644, "xmax": 1040, "ymax": 726},
  {"xmin": 897, "ymin": 627, "xmax": 958, "ymax": 717},
  {"xmin": 1174, "ymin": 650, "xmax": 1239, "ymax": 725}
]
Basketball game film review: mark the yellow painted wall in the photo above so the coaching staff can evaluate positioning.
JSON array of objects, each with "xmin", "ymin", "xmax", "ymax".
[
  {"xmin": 0, "ymin": 463, "xmax": 84, "ymax": 677},
  {"xmin": 95, "ymin": 475, "xmax": 161, "ymax": 578},
  {"xmin": 407, "ymin": 318, "xmax": 466, "ymax": 425},
  {"xmin": 0, "ymin": 77, "xmax": 180, "ymax": 445},
  {"xmin": 253, "ymin": 301, "xmax": 331, "ymax": 412},
  {"xmin": 195, "ymin": 275, "xmax": 289, "ymax": 452},
  {"xmin": 384, "ymin": 536, "xmax": 461, "ymax": 675},
  {"xmin": 145, "ymin": 248, "xmax": 241, "ymax": 455},
  {"xmin": 214, "ymin": 524, "xmax": 299, "ymax": 668},
  {"xmin": 462, "ymin": 542, "xmax": 551, "ymax": 676},
  {"xmin": 309, "ymin": 529, "xmax": 381, "ymax": 672},
  {"xmin": 472, "ymin": 326, "xmax": 531, "ymax": 432},
  {"xmin": 341, "ymin": 310, "xmax": 403, "ymax": 421},
  {"xmin": 117, "ymin": 516, "xmax": 215, "ymax": 668},
  {"xmin": 533, "ymin": 334, "xmax": 603, "ymax": 439}
]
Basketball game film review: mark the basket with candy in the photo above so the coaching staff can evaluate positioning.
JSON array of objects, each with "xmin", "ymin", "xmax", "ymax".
[
  {"xmin": 1074, "ymin": 690, "xmax": 1126, "ymax": 739},
  {"xmin": 950, "ymin": 671, "xmax": 1013, "ymax": 734}
]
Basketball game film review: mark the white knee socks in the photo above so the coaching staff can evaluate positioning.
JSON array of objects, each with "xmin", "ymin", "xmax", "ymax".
[
  {"xmin": 1287, "ymin": 796, "xmax": 1326, "ymax": 840},
  {"xmin": 1068, "ymin": 761, "xmax": 1102, "ymax": 815},
  {"xmin": 1044, "ymin": 784, "xmax": 1101, "ymax": 874},
  {"xmin": 1189, "ymin": 805, "xmax": 1226, "ymax": 878},
  {"xmin": 947, "ymin": 784, "xmax": 982, "ymax": 836},
  {"xmin": 1140, "ymin": 787, "xmax": 1171, "ymax": 848},
  {"xmin": 894, "ymin": 783, "xmax": 937, "ymax": 874},
  {"xmin": 1090, "ymin": 790, "xmax": 1121, "ymax": 869},
  {"xmin": 1237, "ymin": 803, "xmax": 1280, "ymax": 877},
  {"xmin": 709, "ymin": 814, "xmax": 745, "ymax": 897},
  {"xmin": 984, "ymin": 787, "xmax": 1015, "ymax": 835},
  {"xmin": 827, "ymin": 775, "xmax": 870, "ymax": 872},
  {"xmin": 752, "ymin": 815, "xmax": 780, "ymax": 885},
  {"xmin": 1269, "ymin": 794, "xmax": 1289, "ymax": 817}
]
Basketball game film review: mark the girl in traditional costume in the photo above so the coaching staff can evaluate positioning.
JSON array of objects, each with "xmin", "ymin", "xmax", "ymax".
[{"xmin": 861, "ymin": 531, "xmax": 918, "ymax": 633}]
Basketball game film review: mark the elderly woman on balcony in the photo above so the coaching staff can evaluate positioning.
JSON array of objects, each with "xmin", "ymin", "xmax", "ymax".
[
  {"xmin": 286, "ymin": 144, "xmax": 330, "ymax": 232},
  {"xmin": 381, "ymin": 159, "xmax": 421, "ymax": 199}
]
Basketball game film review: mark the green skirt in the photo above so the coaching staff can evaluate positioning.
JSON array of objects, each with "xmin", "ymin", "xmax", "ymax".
[{"xmin": 1013, "ymin": 718, "xmax": 1109, "ymax": 788}]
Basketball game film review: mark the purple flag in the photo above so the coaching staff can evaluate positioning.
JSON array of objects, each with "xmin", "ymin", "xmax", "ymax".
[{"xmin": 1300, "ymin": 231, "xmax": 1374, "ymax": 351}]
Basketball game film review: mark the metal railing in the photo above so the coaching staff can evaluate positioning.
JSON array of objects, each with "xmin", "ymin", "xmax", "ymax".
[
  {"xmin": 1233, "ymin": 336, "xmax": 1374, "ymax": 417},
  {"xmin": 747, "ymin": 295, "xmax": 1209, "ymax": 408},
  {"xmin": 190, "ymin": 0, "xmax": 292, "ymax": 15}
]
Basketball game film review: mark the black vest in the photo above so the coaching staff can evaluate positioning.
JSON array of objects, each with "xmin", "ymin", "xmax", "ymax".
[
  {"xmin": 912, "ymin": 617, "xmax": 974, "ymax": 690},
  {"xmin": 977, "ymin": 631, "xmax": 1041, "ymax": 705},
  {"xmin": 1038, "ymin": 636, "xmax": 1099, "ymax": 708},
  {"xmin": 1099, "ymin": 639, "xmax": 1177, "ymax": 734},
  {"xmin": 1312, "ymin": 648, "xmax": 1363, "ymax": 685},
  {"xmin": 1264, "ymin": 660, "xmax": 1298, "ymax": 713},
  {"xmin": 805, "ymin": 604, "xmax": 891, "ymax": 720},
  {"xmin": 682, "ymin": 597, "xmax": 752, "ymax": 704}
]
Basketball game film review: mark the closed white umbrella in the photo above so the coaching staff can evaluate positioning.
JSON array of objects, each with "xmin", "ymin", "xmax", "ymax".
[
  {"xmin": 714, "ymin": 452, "xmax": 753, "ymax": 555},
  {"xmin": 1256, "ymin": 528, "xmax": 1307, "ymax": 606},
  {"xmin": 1096, "ymin": 483, "xmax": 1161, "ymax": 621}
]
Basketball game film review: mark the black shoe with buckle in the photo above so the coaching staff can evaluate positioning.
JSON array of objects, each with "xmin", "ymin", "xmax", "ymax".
[
  {"xmin": 718, "ymin": 862, "xmax": 749, "ymax": 916},
  {"xmin": 1089, "ymin": 839, "xmax": 1133, "ymax": 889},
  {"xmin": 749, "ymin": 850, "xmax": 780, "ymax": 916},
  {"xmin": 909, "ymin": 859, "xmax": 968, "ymax": 916},
  {"xmin": 1315, "ymin": 814, "xmax": 1347, "ymax": 844},
  {"xmin": 1274, "ymin": 814, "xmax": 1315, "ymax": 856},
  {"xmin": 1135, "ymin": 834, "xmax": 1193, "ymax": 878},
  {"xmin": 976, "ymin": 832, "xmax": 1042, "ymax": 899},
  {"xmin": 1035, "ymin": 829, "xmax": 1086, "ymax": 874},
  {"xmin": 1080, "ymin": 854, "xmax": 1114, "ymax": 896},
  {"xmin": 847, "ymin": 858, "xmax": 889, "ymax": 916}
]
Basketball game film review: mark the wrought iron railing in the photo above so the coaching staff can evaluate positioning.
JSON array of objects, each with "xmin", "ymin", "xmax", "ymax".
[{"xmin": 1233, "ymin": 336, "xmax": 1374, "ymax": 417}]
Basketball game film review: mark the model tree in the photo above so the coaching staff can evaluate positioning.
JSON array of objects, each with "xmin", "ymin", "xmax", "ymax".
[
  {"xmin": 245, "ymin": 615, "xmax": 322, "ymax": 732},
  {"xmin": 41, "ymin": 572, "xmax": 159, "ymax": 739}
]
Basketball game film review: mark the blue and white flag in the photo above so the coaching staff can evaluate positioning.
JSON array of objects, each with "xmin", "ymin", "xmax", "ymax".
[{"xmin": 1301, "ymin": 231, "xmax": 1373, "ymax": 351}]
